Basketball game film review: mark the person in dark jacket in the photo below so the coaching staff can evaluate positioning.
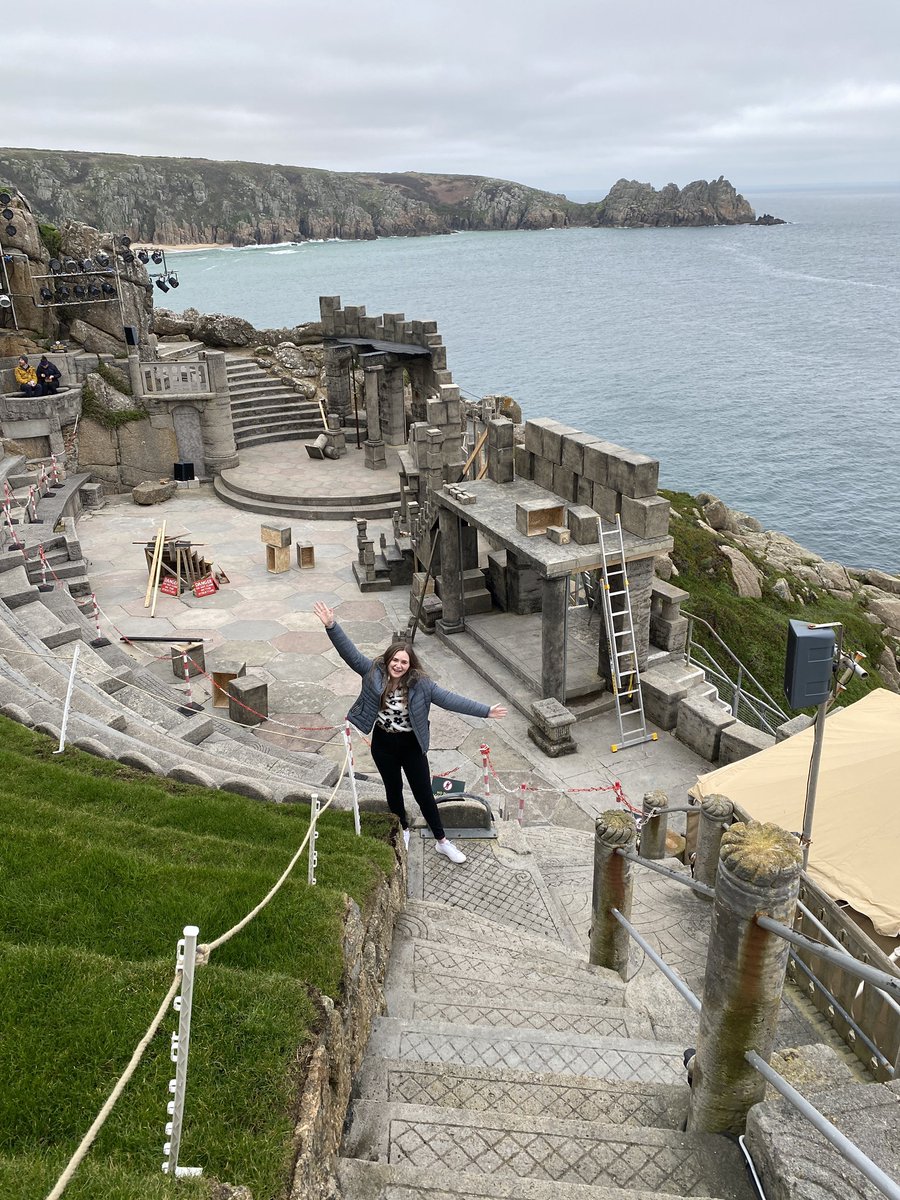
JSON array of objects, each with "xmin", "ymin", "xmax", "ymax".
[
  {"xmin": 314, "ymin": 600, "xmax": 507, "ymax": 863},
  {"xmin": 37, "ymin": 356, "xmax": 61, "ymax": 395}
]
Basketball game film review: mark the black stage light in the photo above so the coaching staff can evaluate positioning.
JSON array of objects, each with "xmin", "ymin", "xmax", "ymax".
[
  {"xmin": 1, "ymin": 208, "xmax": 12, "ymax": 221},
  {"xmin": 167, "ymin": 274, "xmax": 179, "ymax": 288},
  {"xmin": 0, "ymin": 192, "xmax": 10, "ymax": 205},
  {"xmin": 49, "ymin": 258, "xmax": 62, "ymax": 274},
  {"xmin": 137, "ymin": 249, "xmax": 150, "ymax": 264},
  {"xmin": 39, "ymin": 286, "xmax": 53, "ymax": 302},
  {"xmin": 63, "ymin": 259, "xmax": 77, "ymax": 273},
  {"xmin": 151, "ymin": 250, "xmax": 163, "ymax": 265},
  {"xmin": 55, "ymin": 285, "xmax": 70, "ymax": 301},
  {"xmin": 73, "ymin": 284, "xmax": 87, "ymax": 299},
  {"xmin": 95, "ymin": 252, "xmax": 110, "ymax": 268},
  {"xmin": 5, "ymin": 224, "xmax": 16, "ymax": 237},
  {"xmin": 121, "ymin": 250, "xmax": 135, "ymax": 264},
  {"xmin": 87, "ymin": 283, "xmax": 101, "ymax": 298},
  {"xmin": 155, "ymin": 278, "xmax": 169, "ymax": 293},
  {"xmin": 119, "ymin": 235, "xmax": 131, "ymax": 248},
  {"xmin": 82, "ymin": 257, "xmax": 93, "ymax": 271},
  {"xmin": 101, "ymin": 282, "xmax": 116, "ymax": 296}
]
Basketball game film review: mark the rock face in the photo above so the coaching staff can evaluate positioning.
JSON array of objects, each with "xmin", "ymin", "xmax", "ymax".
[
  {"xmin": 596, "ymin": 177, "xmax": 759, "ymax": 227},
  {"xmin": 0, "ymin": 150, "xmax": 779, "ymax": 243}
]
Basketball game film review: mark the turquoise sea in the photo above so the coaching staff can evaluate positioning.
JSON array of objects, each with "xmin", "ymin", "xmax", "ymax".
[{"xmin": 167, "ymin": 188, "xmax": 900, "ymax": 571}]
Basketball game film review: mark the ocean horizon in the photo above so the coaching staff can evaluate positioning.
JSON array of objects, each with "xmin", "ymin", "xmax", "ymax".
[{"xmin": 164, "ymin": 186, "xmax": 900, "ymax": 572}]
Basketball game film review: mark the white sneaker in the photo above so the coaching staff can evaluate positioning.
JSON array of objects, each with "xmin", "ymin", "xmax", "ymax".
[
  {"xmin": 436, "ymin": 838, "xmax": 466, "ymax": 864},
  {"xmin": 403, "ymin": 828, "xmax": 411, "ymax": 850}
]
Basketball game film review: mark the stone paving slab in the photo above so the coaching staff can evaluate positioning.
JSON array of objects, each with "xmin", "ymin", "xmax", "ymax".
[
  {"xmin": 388, "ymin": 992, "xmax": 650, "ymax": 1039},
  {"xmin": 354, "ymin": 1058, "xmax": 688, "ymax": 1128},
  {"xmin": 343, "ymin": 1103, "xmax": 756, "ymax": 1199},
  {"xmin": 369, "ymin": 1018, "xmax": 686, "ymax": 1084}
]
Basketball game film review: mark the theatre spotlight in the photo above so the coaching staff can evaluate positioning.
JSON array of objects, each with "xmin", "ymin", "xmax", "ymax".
[
  {"xmin": 0, "ymin": 294, "xmax": 11, "ymax": 309},
  {"xmin": 120, "ymin": 250, "xmax": 135, "ymax": 264},
  {"xmin": 39, "ymin": 286, "xmax": 53, "ymax": 302},
  {"xmin": 79, "ymin": 258, "xmax": 94, "ymax": 272},
  {"xmin": 49, "ymin": 258, "xmax": 62, "ymax": 274},
  {"xmin": 95, "ymin": 252, "xmax": 110, "ymax": 268},
  {"xmin": 137, "ymin": 249, "xmax": 150, "ymax": 264},
  {"xmin": 5, "ymin": 225, "xmax": 16, "ymax": 237},
  {"xmin": 119, "ymin": 235, "xmax": 131, "ymax": 248},
  {"xmin": 73, "ymin": 284, "xmax": 87, "ymax": 300},
  {"xmin": 1, "ymin": 208, "xmax": 13, "ymax": 221},
  {"xmin": 0, "ymin": 193, "xmax": 10, "ymax": 205},
  {"xmin": 151, "ymin": 250, "xmax": 163, "ymax": 265},
  {"xmin": 63, "ymin": 259, "xmax": 78, "ymax": 273},
  {"xmin": 101, "ymin": 282, "xmax": 116, "ymax": 296},
  {"xmin": 155, "ymin": 277, "xmax": 169, "ymax": 293},
  {"xmin": 167, "ymin": 274, "xmax": 179, "ymax": 289},
  {"xmin": 55, "ymin": 285, "xmax": 70, "ymax": 301},
  {"xmin": 87, "ymin": 283, "xmax": 101, "ymax": 299}
]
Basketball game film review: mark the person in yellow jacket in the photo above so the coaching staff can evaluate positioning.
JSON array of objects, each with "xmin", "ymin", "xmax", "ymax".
[{"xmin": 14, "ymin": 356, "xmax": 41, "ymax": 397}]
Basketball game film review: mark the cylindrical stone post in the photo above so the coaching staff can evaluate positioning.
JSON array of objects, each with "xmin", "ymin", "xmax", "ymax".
[
  {"xmin": 639, "ymin": 789, "xmax": 669, "ymax": 859},
  {"xmin": 694, "ymin": 793, "xmax": 734, "ymax": 892},
  {"xmin": 436, "ymin": 504, "xmax": 464, "ymax": 635},
  {"xmin": 589, "ymin": 809, "xmax": 637, "ymax": 975},
  {"xmin": 363, "ymin": 364, "xmax": 383, "ymax": 442},
  {"xmin": 686, "ymin": 821, "xmax": 801, "ymax": 1135},
  {"xmin": 200, "ymin": 350, "xmax": 240, "ymax": 473},
  {"xmin": 540, "ymin": 575, "xmax": 568, "ymax": 702}
]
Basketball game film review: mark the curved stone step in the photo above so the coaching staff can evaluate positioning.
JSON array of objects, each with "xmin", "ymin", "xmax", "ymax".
[
  {"xmin": 221, "ymin": 473, "xmax": 400, "ymax": 509},
  {"xmin": 213, "ymin": 475, "xmax": 398, "ymax": 520},
  {"xmin": 233, "ymin": 430, "xmax": 325, "ymax": 450},
  {"xmin": 342, "ymin": 1103, "xmax": 756, "ymax": 1199}
]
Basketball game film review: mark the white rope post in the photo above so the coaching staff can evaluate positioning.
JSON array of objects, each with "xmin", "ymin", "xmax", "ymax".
[
  {"xmin": 343, "ymin": 721, "xmax": 361, "ymax": 836},
  {"xmin": 480, "ymin": 743, "xmax": 491, "ymax": 797},
  {"xmin": 163, "ymin": 926, "xmax": 203, "ymax": 1179},
  {"xmin": 28, "ymin": 484, "xmax": 37, "ymax": 522},
  {"xmin": 53, "ymin": 643, "xmax": 80, "ymax": 754},
  {"xmin": 178, "ymin": 649, "xmax": 202, "ymax": 714},
  {"xmin": 51, "ymin": 453, "xmax": 60, "ymax": 484},
  {"xmin": 307, "ymin": 794, "xmax": 320, "ymax": 885},
  {"xmin": 4, "ymin": 503, "xmax": 22, "ymax": 549}
]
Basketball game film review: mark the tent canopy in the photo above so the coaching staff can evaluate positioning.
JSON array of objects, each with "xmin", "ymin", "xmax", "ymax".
[{"xmin": 692, "ymin": 689, "xmax": 900, "ymax": 936}]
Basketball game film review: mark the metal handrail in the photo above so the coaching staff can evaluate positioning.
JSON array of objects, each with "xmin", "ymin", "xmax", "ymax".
[
  {"xmin": 611, "ymin": 908, "xmax": 700, "ymax": 1012},
  {"xmin": 687, "ymin": 643, "xmax": 786, "ymax": 733},
  {"xmin": 616, "ymin": 848, "xmax": 714, "ymax": 898},
  {"xmin": 788, "ymin": 951, "xmax": 892, "ymax": 1072},
  {"xmin": 797, "ymin": 900, "xmax": 900, "ymax": 1021},
  {"xmin": 756, "ymin": 915, "xmax": 900, "ymax": 1003},
  {"xmin": 684, "ymin": 610, "xmax": 788, "ymax": 725}
]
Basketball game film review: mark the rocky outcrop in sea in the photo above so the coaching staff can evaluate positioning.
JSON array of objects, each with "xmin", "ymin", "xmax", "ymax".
[{"xmin": 594, "ymin": 177, "xmax": 782, "ymax": 228}]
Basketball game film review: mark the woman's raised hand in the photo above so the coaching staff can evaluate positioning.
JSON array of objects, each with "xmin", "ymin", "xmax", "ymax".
[
  {"xmin": 313, "ymin": 600, "xmax": 335, "ymax": 628},
  {"xmin": 488, "ymin": 705, "xmax": 508, "ymax": 719}
]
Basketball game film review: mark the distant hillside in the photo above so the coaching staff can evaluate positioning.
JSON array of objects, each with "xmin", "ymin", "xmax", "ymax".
[{"xmin": 0, "ymin": 148, "xmax": 773, "ymax": 244}]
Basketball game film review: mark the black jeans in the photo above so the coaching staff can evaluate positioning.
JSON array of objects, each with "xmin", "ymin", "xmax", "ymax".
[{"xmin": 370, "ymin": 725, "xmax": 444, "ymax": 840}]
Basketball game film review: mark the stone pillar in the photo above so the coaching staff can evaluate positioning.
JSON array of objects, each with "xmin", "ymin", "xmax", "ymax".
[
  {"xmin": 199, "ymin": 350, "xmax": 239, "ymax": 474},
  {"xmin": 436, "ymin": 505, "xmax": 464, "ymax": 635},
  {"xmin": 363, "ymin": 364, "xmax": 383, "ymax": 442},
  {"xmin": 382, "ymin": 365, "xmax": 407, "ymax": 446},
  {"xmin": 687, "ymin": 821, "xmax": 801, "ymax": 1135},
  {"xmin": 126, "ymin": 351, "xmax": 142, "ymax": 397},
  {"xmin": 695, "ymin": 794, "xmax": 734, "ymax": 892},
  {"xmin": 639, "ymin": 789, "xmax": 669, "ymax": 860},
  {"xmin": 589, "ymin": 809, "xmax": 636, "ymax": 974},
  {"xmin": 628, "ymin": 557, "xmax": 655, "ymax": 670},
  {"xmin": 324, "ymin": 344, "xmax": 353, "ymax": 420},
  {"xmin": 541, "ymin": 574, "xmax": 568, "ymax": 701}
]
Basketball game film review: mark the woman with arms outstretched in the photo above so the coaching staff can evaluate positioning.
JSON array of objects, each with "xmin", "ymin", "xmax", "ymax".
[{"xmin": 314, "ymin": 601, "xmax": 507, "ymax": 864}]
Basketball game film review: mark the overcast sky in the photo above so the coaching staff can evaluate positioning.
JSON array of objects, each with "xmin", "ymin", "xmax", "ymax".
[{"xmin": 5, "ymin": 0, "xmax": 899, "ymax": 193}]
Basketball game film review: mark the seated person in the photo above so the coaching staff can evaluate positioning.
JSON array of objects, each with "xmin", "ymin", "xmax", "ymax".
[
  {"xmin": 14, "ymin": 356, "xmax": 41, "ymax": 397},
  {"xmin": 37, "ymin": 355, "xmax": 61, "ymax": 395}
]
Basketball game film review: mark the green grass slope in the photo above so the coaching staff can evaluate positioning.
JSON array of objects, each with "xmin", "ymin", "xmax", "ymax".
[{"xmin": 0, "ymin": 717, "xmax": 395, "ymax": 1199}]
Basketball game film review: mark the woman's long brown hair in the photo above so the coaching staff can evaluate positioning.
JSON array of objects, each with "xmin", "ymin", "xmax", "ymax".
[{"xmin": 377, "ymin": 641, "xmax": 427, "ymax": 707}]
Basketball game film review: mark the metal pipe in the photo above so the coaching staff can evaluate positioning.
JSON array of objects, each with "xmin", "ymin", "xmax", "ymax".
[
  {"xmin": 801, "ymin": 699, "xmax": 829, "ymax": 870},
  {"xmin": 788, "ymin": 951, "xmax": 892, "ymax": 1073},
  {"xmin": 616, "ymin": 848, "xmax": 715, "ymax": 898},
  {"xmin": 684, "ymin": 612, "xmax": 787, "ymax": 720},
  {"xmin": 746, "ymin": 1051, "xmax": 900, "ymax": 1200},
  {"xmin": 611, "ymin": 909, "xmax": 701, "ymax": 1013},
  {"xmin": 755, "ymin": 915, "xmax": 900, "ymax": 1002},
  {"xmin": 796, "ymin": 900, "xmax": 900, "ymax": 1021}
]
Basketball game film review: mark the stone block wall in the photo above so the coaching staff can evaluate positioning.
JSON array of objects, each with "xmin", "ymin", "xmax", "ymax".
[{"xmin": 519, "ymin": 418, "xmax": 669, "ymax": 541}]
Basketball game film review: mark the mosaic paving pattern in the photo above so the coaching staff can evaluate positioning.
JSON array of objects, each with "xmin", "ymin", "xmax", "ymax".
[
  {"xmin": 397, "ymin": 1029, "xmax": 683, "ymax": 1083},
  {"xmin": 422, "ymin": 841, "xmax": 562, "ymax": 939},
  {"xmin": 412, "ymin": 1000, "xmax": 637, "ymax": 1038},
  {"xmin": 384, "ymin": 1066, "xmax": 686, "ymax": 1127},
  {"xmin": 410, "ymin": 945, "xmax": 617, "ymax": 1002},
  {"xmin": 388, "ymin": 1119, "xmax": 744, "ymax": 1197}
]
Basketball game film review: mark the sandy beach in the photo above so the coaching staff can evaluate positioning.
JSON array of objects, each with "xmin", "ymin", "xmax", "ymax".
[{"xmin": 152, "ymin": 242, "xmax": 234, "ymax": 253}]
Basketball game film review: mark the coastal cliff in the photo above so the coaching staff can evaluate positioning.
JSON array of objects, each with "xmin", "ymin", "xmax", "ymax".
[{"xmin": 0, "ymin": 149, "xmax": 780, "ymax": 244}]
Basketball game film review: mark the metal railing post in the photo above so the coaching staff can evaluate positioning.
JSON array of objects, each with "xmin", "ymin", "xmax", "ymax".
[
  {"xmin": 732, "ymin": 665, "xmax": 743, "ymax": 716},
  {"xmin": 589, "ymin": 810, "xmax": 636, "ymax": 975},
  {"xmin": 687, "ymin": 821, "xmax": 801, "ymax": 1134},
  {"xmin": 307, "ymin": 794, "xmax": 320, "ymax": 885},
  {"xmin": 639, "ymin": 789, "xmax": 668, "ymax": 860},
  {"xmin": 694, "ymin": 794, "xmax": 734, "ymax": 892},
  {"xmin": 163, "ymin": 926, "xmax": 202, "ymax": 1179}
]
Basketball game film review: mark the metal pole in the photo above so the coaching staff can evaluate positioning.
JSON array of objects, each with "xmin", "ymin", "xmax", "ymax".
[
  {"xmin": 0, "ymin": 245, "xmax": 19, "ymax": 331},
  {"xmin": 53, "ymin": 643, "xmax": 81, "ymax": 754},
  {"xmin": 307, "ymin": 794, "xmax": 320, "ymax": 885},
  {"xmin": 163, "ymin": 926, "xmax": 203, "ymax": 1179},
  {"xmin": 612, "ymin": 909, "xmax": 701, "ymax": 1013},
  {"xmin": 755, "ymin": 915, "xmax": 900, "ymax": 1002},
  {"xmin": 343, "ymin": 723, "xmax": 361, "ymax": 836},
  {"xmin": 801, "ymin": 699, "xmax": 829, "ymax": 870}
]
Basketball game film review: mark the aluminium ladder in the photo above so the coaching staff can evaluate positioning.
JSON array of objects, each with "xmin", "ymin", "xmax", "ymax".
[{"xmin": 597, "ymin": 514, "xmax": 657, "ymax": 753}]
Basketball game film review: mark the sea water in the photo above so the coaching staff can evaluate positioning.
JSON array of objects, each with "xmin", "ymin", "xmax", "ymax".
[{"xmin": 167, "ymin": 187, "xmax": 900, "ymax": 571}]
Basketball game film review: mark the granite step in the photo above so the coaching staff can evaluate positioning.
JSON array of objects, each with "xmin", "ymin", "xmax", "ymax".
[
  {"xmin": 220, "ymin": 475, "xmax": 400, "ymax": 508},
  {"xmin": 367, "ymin": 1018, "xmax": 686, "ymax": 1085},
  {"xmin": 353, "ymin": 1057, "xmax": 688, "ymax": 1128},
  {"xmin": 342, "ymin": 1103, "xmax": 755, "ymax": 1199},
  {"xmin": 384, "ymin": 991, "xmax": 649, "ymax": 1038},
  {"xmin": 213, "ymin": 475, "xmax": 398, "ymax": 521},
  {"xmin": 14, "ymin": 601, "xmax": 81, "ymax": 649},
  {"xmin": 337, "ymin": 1160, "xmax": 728, "ymax": 1200},
  {"xmin": 233, "ymin": 429, "xmax": 324, "ymax": 450}
]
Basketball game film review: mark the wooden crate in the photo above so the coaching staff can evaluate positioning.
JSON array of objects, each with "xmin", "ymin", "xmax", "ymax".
[
  {"xmin": 210, "ymin": 660, "xmax": 246, "ymax": 708},
  {"xmin": 516, "ymin": 500, "xmax": 566, "ymax": 537},
  {"xmin": 266, "ymin": 544, "xmax": 291, "ymax": 573},
  {"xmin": 260, "ymin": 522, "xmax": 291, "ymax": 548},
  {"xmin": 296, "ymin": 541, "xmax": 316, "ymax": 569}
]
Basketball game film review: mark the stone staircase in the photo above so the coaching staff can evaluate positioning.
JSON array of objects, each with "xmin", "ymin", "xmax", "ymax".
[
  {"xmin": 225, "ymin": 355, "xmax": 325, "ymax": 449},
  {"xmin": 336, "ymin": 841, "xmax": 758, "ymax": 1200}
]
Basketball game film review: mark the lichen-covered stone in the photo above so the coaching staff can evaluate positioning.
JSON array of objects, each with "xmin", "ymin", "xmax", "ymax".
[{"xmin": 131, "ymin": 479, "xmax": 176, "ymax": 504}]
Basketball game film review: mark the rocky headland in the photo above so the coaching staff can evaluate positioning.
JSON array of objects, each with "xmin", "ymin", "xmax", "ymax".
[{"xmin": 0, "ymin": 149, "xmax": 781, "ymax": 245}]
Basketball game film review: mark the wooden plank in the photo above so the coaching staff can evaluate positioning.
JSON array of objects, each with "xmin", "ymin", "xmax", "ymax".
[
  {"xmin": 462, "ymin": 428, "xmax": 488, "ymax": 479},
  {"xmin": 143, "ymin": 526, "xmax": 164, "ymax": 608},
  {"xmin": 149, "ymin": 520, "xmax": 167, "ymax": 617}
]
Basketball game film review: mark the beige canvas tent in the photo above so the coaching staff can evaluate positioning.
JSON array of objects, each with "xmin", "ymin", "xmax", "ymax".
[{"xmin": 692, "ymin": 688, "xmax": 900, "ymax": 937}]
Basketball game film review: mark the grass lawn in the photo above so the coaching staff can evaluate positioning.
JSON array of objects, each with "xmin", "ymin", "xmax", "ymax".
[{"xmin": 0, "ymin": 716, "xmax": 396, "ymax": 1199}]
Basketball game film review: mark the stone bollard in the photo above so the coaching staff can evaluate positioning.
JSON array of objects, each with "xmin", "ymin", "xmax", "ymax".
[
  {"xmin": 589, "ymin": 809, "xmax": 637, "ymax": 975},
  {"xmin": 694, "ymin": 794, "xmax": 734, "ymax": 891},
  {"xmin": 639, "ymin": 789, "xmax": 668, "ymax": 859},
  {"xmin": 686, "ymin": 821, "xmax": 801, "ymax": 1135}
]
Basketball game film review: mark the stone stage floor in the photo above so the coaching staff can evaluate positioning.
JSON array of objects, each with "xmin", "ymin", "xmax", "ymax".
[{"xmin": 220, "ymin": 438, "xmax": 403, "ymax": 500}]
